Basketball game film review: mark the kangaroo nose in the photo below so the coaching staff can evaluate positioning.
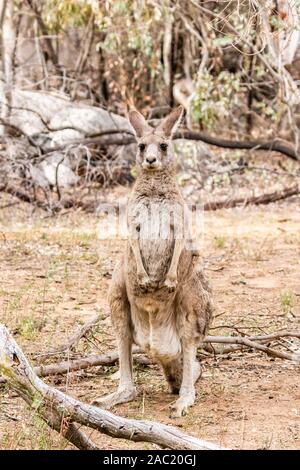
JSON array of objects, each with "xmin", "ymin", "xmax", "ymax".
[{"xmin": 146, "ymin": 156, "xmax": 157, "ymax": 164}]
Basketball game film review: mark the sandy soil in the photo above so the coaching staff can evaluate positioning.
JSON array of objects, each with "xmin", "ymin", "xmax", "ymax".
[{"xmin": 0, "ymin": 193, "xmax": 299, "ymax": 450}]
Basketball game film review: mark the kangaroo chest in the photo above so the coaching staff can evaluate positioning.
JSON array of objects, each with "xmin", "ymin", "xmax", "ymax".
[{"xmin": 129, "ymin": 197, "xmax": 184, "ymax": 282}]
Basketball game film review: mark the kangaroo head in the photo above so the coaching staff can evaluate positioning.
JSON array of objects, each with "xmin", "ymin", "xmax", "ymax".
[{"xmin": 128, "ymin": 106, "xmax": 184, "ymax": 172}]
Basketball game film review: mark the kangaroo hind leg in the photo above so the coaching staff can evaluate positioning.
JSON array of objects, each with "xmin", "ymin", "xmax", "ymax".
[
  {"xmin": 169, "ymin": 340, "xmax": 198, "ymax": 418},
  {"xmin": 93, "ymin": 261, "xmax": 136, "ymax": 409},
  {"xmin": 162, "ymin": 357, "xmax": 182, "ymax": 395}
]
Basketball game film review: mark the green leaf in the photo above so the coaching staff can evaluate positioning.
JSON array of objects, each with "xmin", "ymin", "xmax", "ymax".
[{"xmin": 212, "ymin": 36, "xmax": 233, "ymax": 47}]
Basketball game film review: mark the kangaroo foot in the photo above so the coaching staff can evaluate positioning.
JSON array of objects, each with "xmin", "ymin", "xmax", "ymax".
[
  {"xmin": 169, "ymin": 393, "xmax": 195, "ymax": 418},
  {"xmin": 92, "ymin": 386, "xmax": 137, "ymax": 410}
]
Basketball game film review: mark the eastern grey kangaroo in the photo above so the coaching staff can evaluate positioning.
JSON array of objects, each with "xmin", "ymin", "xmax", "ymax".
[{"xmin": 93, "ymin": 106, "xmax": 213, "ymax": 417}]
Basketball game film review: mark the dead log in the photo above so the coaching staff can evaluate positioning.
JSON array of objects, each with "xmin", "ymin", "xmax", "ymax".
[
  {"xmin": 35, "ymin": 348, "xmax": 149, "ymax": 377},
  {"xmin": 1, "ymin": 89, "xmax": 130, "ymax": 140},
  {"xmin": 0, "ymin": 347, "xmax": 149, "ymax": 385},
  {"xmin": 203, "ymin": 184, "xmax": 300, "ymax": 211},
  {"xmin": 0, "ymin": 325, "xmax": 225, "ymax": 450},
  {"xmin": 35, "ymin": 410, "xmax": 99, "ymax": 450}
]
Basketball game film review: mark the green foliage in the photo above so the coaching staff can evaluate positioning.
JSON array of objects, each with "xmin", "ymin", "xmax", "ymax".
[
  {"xmin": 21, "ymin": 0, "xmax": 289, "ymax": 133},
  {"xmin": 89, "ymin": 0, "xmax": 163, "ymax": 87},
  {"xmin": 191, "ymin": 70, "xmax": 241, "ymax": 128},
  {"xmin": 212, "ymin": 36, "xmax": 233, "ymax": 47},
  {"xmin": 280, "ymin": 290, "xmax": 294, "ymax": 315},
  {"xmin": 96, "ymin": 1, "xmax": 156, "ymax": 56},
  {"xmin": 214, "ymin": 236, "xmax": 226, "ymax": 249},
  {"xmin": 98, "ymin": 28, "xmax": 153, "ymax": 58},
  {"xmin": 16, "ymin": 315, "xmax": 46, "ymax": 339},
  {"xmin": 269, "ymin": 15, "xmax": 285, "ymax": 31},
  {"xmin": 42, "ymin": 0, "xmax": 94, "ymax": 31},
  {"xmin": 256, "ymin": 101, "xmax": 278, "ymax": 122}
]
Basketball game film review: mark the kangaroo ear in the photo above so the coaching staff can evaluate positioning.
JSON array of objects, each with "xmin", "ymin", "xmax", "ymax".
[
  {"xmin": 128, "ymin": 109, "xmax": 151, "ymax": 138},
  {"xmin": 156, "ymin": 106, "xmax": 184, "ymax": 138}
]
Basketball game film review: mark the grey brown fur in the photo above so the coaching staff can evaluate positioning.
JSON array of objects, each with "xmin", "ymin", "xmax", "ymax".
[{"xmin": 93, "ymin": 106, "xmax": 213, "ymax": 417}]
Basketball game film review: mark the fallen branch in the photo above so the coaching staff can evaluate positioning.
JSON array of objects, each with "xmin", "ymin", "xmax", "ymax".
[
  {"xmin": 0, "ymin": 330, "xmax": 297, "ymax": 387},
  {"xmin": 35, "ymin": 347, "xmax": 149, "ymax": 376},
  {"xmin": 203, "ymin": 330, "xmax": 300, "ymax": 355},
  {"xmin": 203, "ymin": 184, "xmax": 300, "ymax": 211},
  {"xmin": 204, "ymin": 335, "xmax": 300, "ymax": 362},
  {"xmin": 0, "ymin": 325, "xmax": 224, "ymax": 450},
  {"xmin": 0, "ymin": 184, "xmax": 45, "ymax": 208},
  {"xmin": 246, "ymin": 331, "xmax": 300, "ymax": 341},
  {"xmin": 42, "ymin": 129, "xmax": 300, "ymax": 161},
  {"xmin": 34, "ymin": 330, "xmax": 300, "ymax": 376},
  {"xmin": 34, "ymin": 329, "xmax": 300, "ymax": 375},
  {"xmin": 0, "ymin": 347, "xmax": 149, "ymax": 385},
  {"xmin": 0, "ymin": 118, "xmax": 43, "ymax": 150},
  {"xmin": 44, "ymin": 315, "xmax": 103, "ymax": 356},
  {"xmin": 3, "ymin": 182, "xmax": 299, "ymax": 215},
  {"xmin": 176, "ymin": 131, "xmax": 300, "ymax": 162},
  {"xmin": 0, "ymin": 183, "xmax": 93, "ymax": 213}
]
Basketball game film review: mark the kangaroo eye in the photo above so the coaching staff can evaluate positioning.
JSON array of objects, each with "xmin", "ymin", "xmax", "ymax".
[
  {"xmin": 138, "ymin": 143, "xmax": 146, "ymax": 152},
  {"xmin": 160, "ymin": 143, "xmax": 168, "ymax": 152}
]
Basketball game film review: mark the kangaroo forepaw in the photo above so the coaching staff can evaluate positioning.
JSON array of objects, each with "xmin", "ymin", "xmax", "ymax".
[
  {"xmin": 191, "ymin": 248, "xmax": 200, "ymax": 257},
  {"xmin": 169, "ymin": 394, "xmax": 195, "ymax": 418},
  {"xmin": 137, "ymin": 273, "xmax": 152, "ymax": 291},
  {"xmin": 138, "ymin": 274, "xmax": 159, "ymax": 292},
  {"xmin": 164, "ymin": 276, "xmax": 178, "ymax": 292},
  {"xmin": 92, "ymin": 387, "xmax": 137, "ymax": 410}
]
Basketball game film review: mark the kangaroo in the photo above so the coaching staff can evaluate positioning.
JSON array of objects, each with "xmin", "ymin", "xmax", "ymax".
[{"xmin": 93, "ymin": 106, "xmax": 213, "ymax": 417}]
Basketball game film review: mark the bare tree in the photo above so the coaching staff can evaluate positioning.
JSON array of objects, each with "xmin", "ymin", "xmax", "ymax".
[{"xmin": 0, "ymin": 0, "xmax": 15, "ymax": 135}]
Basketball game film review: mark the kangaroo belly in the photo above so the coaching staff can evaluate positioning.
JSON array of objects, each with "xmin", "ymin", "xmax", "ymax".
[
  {"xmin": 148, "ymin": 322, "xmax": 181, "ymax": 361},
  {"xmin": 131, "ymin": 302, "xmax": 181, "ymax": 360}
]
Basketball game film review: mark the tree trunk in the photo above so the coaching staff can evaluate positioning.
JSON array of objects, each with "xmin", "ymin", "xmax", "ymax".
[
  {"xmin": 163, "ymin": 3, "xmax": 174, "ymax": 107},
  {"xmin": 0, "ymin": 0, "xmax": 15, "ymax": 135}
]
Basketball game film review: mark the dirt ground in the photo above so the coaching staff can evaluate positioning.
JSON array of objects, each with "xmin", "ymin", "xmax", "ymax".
[{"xmin": 0, "ymin": 190, "xmax": 299, "ymax": 450}]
